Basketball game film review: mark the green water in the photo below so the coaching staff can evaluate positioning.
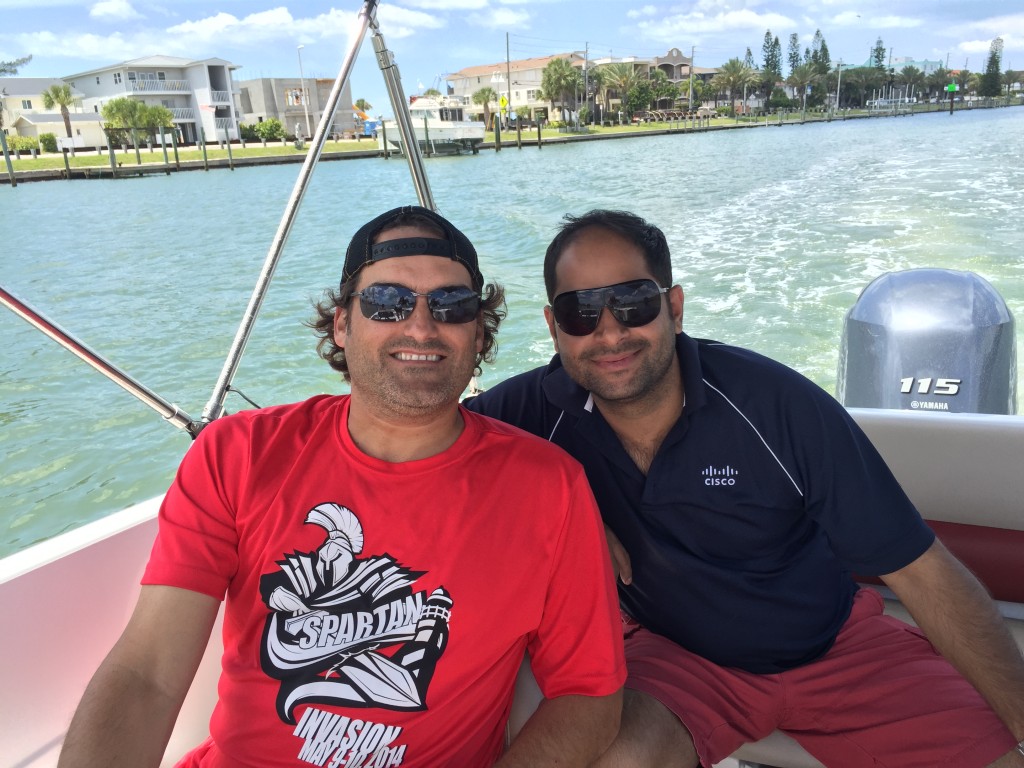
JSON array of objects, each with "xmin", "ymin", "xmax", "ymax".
[{"xmin": 2, "ymin": 108, "xmax": 1023, "ymax": 557}]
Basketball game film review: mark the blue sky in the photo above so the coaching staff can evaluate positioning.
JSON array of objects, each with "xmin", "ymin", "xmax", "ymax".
[{"xmin": 1, "ymin": 0, "xmax": 1021, "ymax": 116}]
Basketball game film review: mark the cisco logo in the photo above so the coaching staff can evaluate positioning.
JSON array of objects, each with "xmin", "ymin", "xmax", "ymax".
[{"xmin": 702, "ymin": 465, "xmax": 739, "ymax": 486}]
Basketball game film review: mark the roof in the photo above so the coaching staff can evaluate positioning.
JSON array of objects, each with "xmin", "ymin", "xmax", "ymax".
[
  {"xmin": 447, "ymin": 53, "xmax": 583, "ymax": 80},
  {"xmin": 0, "ymin": 78, "xmax": 74, "ymax": 96},
  {"xmin": 13, "ymin": 112, "xmax": 104, "ymax": 125},
  {"xmin": 63, "ymin": 55, "xmax": 239, "ymax": 80}
]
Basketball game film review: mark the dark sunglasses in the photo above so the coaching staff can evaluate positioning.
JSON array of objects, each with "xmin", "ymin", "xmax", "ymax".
[
  {"xmin": 353, "ymin": 283, "xmax": 481, "ymax": 324},
  {"xmin": 551, "ymin": 278, "xmax": 669, "ymax": 336}
]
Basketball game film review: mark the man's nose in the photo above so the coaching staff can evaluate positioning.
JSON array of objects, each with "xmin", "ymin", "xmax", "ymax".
[{"xmin": 592, "ymin": 306, "xmax": 628, "ymax": 340}]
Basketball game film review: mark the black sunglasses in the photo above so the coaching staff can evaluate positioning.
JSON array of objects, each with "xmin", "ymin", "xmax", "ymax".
[
  {"xmin": 353, "ymin": 283, "xmax": 481, "ymax": 324},
  {"xmin": 551, "ymin": 278, "xmax": 669, "ymax": 336}
]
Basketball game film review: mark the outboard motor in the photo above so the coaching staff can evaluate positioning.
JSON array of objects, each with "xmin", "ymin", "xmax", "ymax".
[{"xmin": 837, "ymin": 269, "xmax": 1016, "ymax": 414}]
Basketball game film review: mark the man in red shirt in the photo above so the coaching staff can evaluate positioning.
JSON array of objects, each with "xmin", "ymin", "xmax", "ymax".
[{"xmin": 58, "ymin": 206, "xmax": 625, "ymax": 768}]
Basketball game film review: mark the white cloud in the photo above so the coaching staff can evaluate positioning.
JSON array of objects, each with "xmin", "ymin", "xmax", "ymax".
[
  {"xmin": 402, "ymin": 0, "xmax": 488, "ymax": 8},
  {"xmin": 467, "ymin": 7, "xmax": 530, "ymax": 29},
  {"xmin": 830, "ymin": 11, "xmax": 862, "ymax": 27},
  {"xmin": 636, "ymin": 8, "xmax": 796, "ymax": 42},
  {"xmin": 627, "ymin": 5, "xmax": 657, "ymax": 20},
  {"xmin": 90, "ymin": 0, "xmax": 141, "ymax": 20},
  {"xmin": 963, "ymin": 12, "xmax": 1024, "ymax": 40},
  {"xmin": 871, "ymin": 15, "xmax": 922, "ymax": 29}
]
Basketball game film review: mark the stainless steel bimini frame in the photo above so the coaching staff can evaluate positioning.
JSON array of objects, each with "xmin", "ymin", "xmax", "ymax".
[{"xmin": 0, "ymin": 0, "xmax": 435, "ymax": 439}]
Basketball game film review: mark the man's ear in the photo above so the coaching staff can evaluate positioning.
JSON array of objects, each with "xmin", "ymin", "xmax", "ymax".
[
  {"xmin": 543, "ymin": 305, "xmax": 559, "ymax": 352},
  {"xmin": 333, "ymin": 306, "xmax": 348, "ymax": 349},
  {"xmin": 669, "ymin": 285, "xmax": 684, "ymax": 333}
]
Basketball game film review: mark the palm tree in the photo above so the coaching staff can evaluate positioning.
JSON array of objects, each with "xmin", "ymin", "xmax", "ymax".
[
  {"xmin": 472, "ymin": 87, "xmax": 497, "ymax": 129},
  {"xmin": 354, "ymin": 98, "xmax": 372, "ymax": 113},
  {"xmin": 648, "ymin": 70, "xmax": 679, "ymax": 110},
  {"xmin": 42, "ymin": 83, "xmax": 76, "ymax": 139},
  {"xmin": 597, "ymin": 62, "xmax": 638, "ymax": 115},
  {"xmin": 898, "ymin": 66, "xmax": 925, "ymax": 100},
  {"xmin": 585, "ymin": 65, "xmax": 606, "ymax": 122},
  {"xmin": 540, "ymin": 57, "xmax": 582, "ymax": 117},
  {"xmin": 711, "ymin": 58, "xmax": 757, "ymax": 114},
  {"xmin": 1004, "ymin": 70, "xmax": 1022, "ymax": 96},
  {"xmin": 926, "ymin": 67, "xmax": 951, "ymax": 100},
  {"xmin": 787, "ymin": 62, "xmax": 819, "ymax": 114},
  {"xmin": 844, "ymin": 67, "xmax": 879, "ymax": 107}
]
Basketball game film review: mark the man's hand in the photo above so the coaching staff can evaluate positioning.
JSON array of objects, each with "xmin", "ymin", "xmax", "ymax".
[{"xmin": 605, "ymin": 526, "xmax": 632, "ymax": 585}]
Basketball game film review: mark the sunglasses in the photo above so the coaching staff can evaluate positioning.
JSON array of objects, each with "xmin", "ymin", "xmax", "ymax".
[
  {"xmin": 551, "ymin": 279, "xmax": 669, "ymax": 336},
  {"xmin": 353, "ymin": 283, "xmax": 481, "ymax": 324}
]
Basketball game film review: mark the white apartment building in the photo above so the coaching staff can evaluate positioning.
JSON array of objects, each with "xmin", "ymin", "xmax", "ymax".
[{"xmin": 64, "ymin": 55, "xmax": 241, "ymax": 144}]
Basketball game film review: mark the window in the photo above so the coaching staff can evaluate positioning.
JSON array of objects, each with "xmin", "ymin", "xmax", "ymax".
[
  {"xmin": 127, "ymin": 71, "xmax": 137, "ymax": 81},
  {"xmin": 94, "ymin": 105, "xmax": 99, "ymax": 112},
  {"xmin": 157, "ymin": 72, "xmax": 166, "ymax": 81},
  {"xmin": 96, "ymin": 77, "xmax": 101, "ymax": 84},
  {"xmin": 114, "ymin": 72, "xmax": 122, "ymax": 85},
  {"xmin": 21, "ymin": 99, "xmax": 32, "ymax": 109},
  {"xmin": 527, "ymin": 90, "xmax": 538, "ymax": 100}
]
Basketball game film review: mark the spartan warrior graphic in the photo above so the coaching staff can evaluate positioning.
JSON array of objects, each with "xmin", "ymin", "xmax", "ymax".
[{"xmin": 260, "ymin": 503, "xmax": 453, "ymax": 724}]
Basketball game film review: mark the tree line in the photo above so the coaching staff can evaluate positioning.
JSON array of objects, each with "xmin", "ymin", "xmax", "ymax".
[{"xmin": 464, "ymin": 32, "xmax": 1020, "ymax": 124}]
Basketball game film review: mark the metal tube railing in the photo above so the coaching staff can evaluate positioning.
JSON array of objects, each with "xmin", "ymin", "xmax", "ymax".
[
  {"xmin": 2, "ymin": 0, "xmax": 438, "ymax": 438},
  {"xmin": 201, "ymin": 0, "xmax": 436, "ymax": 424},
  {"xmin": 0, "ymin": 286, "xmax": 200, "ymax": 436}
]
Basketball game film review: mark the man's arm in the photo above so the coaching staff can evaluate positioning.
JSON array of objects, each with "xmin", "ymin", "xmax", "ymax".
[
  {"xmin": 881, "ymin": 539, "xmax": 1024, "ymax": 740},
  {"xmin": 58, "ymin": 585, "xmax": 220, "ymax": 768},
  {"xmin": 497, "ymin": 690, "xmax": 623, "ymax": 767}
]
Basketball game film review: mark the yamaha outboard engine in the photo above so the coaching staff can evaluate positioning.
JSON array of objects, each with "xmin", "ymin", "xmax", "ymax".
[{"xmin": 837, "ymin": 269, "xmax": 1016, "ymax": 414}]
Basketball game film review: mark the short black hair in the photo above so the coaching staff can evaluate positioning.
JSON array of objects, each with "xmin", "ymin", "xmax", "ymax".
[{"xmin": 543, "ymin": 210, "xmax": 672, "ymax": 301}]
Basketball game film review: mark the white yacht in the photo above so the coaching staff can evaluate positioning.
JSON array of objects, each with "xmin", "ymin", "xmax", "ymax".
[{"xmin": 377, "ymin": 95, "xmax": 485, "ymax": 156}]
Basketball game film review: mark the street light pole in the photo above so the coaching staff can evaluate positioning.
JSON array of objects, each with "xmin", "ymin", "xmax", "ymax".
[
  {"xmin": 297, "ymin": 44, "xmax": 312, "ymax": 140},
  {"xmin": 834, "ymin": 60, "xmax": 843, "ymax": 115}
]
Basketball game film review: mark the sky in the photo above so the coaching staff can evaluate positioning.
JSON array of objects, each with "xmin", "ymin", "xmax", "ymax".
[{"xmin": 1, "ymin": 0, "xmax": 1021, "ymax": 116}]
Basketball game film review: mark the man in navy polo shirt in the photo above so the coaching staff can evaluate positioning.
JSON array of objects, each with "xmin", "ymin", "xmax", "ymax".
[{"xmin": 464, "ymin": 210, "xmax": 1024, "ymax": 767}]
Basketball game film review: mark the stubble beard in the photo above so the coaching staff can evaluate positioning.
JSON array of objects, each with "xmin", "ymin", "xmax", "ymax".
[
  {"xmin": 351, "ymin": 340, "xmax": 476, "ymax": 418},
  {"xmin": 564, "ymin": 332, "xmax": 677, "ymax": 408}
]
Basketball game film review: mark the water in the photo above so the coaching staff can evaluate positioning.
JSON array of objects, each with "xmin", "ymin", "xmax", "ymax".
[{"xmin": 2, "ymin": 108, "xmax": 1023, "ymax": 558}]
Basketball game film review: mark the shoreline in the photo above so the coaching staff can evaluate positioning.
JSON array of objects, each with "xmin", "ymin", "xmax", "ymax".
[{"xmin": 3, "ymin": 101, "xmax": 1020, "ymax": 185}]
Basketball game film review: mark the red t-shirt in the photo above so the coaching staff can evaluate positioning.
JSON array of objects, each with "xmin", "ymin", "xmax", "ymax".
[{"xmin": 144, "ymin": 395, "xmax": 624, "ymax": 767}]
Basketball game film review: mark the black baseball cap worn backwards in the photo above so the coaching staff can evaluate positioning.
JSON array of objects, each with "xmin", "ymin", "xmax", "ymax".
[{"xmin": 341, "ymin": 205, "xmax": 482, "ymax": 291}]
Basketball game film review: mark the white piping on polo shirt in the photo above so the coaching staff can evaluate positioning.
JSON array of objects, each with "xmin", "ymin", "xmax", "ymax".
[{"xmin": 702, "ymin": 379, "xmax": 804, "ymax": 497}]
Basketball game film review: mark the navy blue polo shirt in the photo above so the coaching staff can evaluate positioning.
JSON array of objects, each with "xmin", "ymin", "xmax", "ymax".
[{"xmin": 465, "ymin": 333, "xmax": 935, "ymax": 673}]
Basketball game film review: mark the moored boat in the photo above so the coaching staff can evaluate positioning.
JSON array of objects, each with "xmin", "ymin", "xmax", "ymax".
[{"xmin": 378, "ymin": 95, "xmax": 485, "ymax": 156}]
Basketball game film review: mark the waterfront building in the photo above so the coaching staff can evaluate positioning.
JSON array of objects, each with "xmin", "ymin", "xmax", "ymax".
[
  {"xmin": 63, "ymin": 56, "xmax": 241, "ymax": 145},
  {"xmin": 236, "ymin": 77, "xmax": 355, "ymax": 140},
  {"xmin": 446, "ymin": 53, "xmax": 585, "ymax": 125},
  {"xmin": 0, "ymin": 78, "xmax": 89, "ymax": 141},
  {"xmin": 446, "ymin": 48, "xmax": 719, "ymax": 125}
]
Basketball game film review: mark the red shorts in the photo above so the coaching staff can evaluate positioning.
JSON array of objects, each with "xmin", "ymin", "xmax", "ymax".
[{"xmin": 623, "ymin": 588, "xmax": 1017, "ymax": 767}]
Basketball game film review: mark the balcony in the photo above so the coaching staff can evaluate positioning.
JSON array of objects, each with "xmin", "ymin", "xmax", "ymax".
[
  {"xmin": 210, "ymin": 90, "xmax": 230, "ymax": 103},
  {"xmin": 170, "ymin": 108, "xmax": 195, "ymax": 120},
  {"xmin": 214, "ymin": 117, "xmax": 234, "ymax": 130},
  {"xmin": 128, "ymin": 79, "xmax": 191, "ymax": 94}
]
